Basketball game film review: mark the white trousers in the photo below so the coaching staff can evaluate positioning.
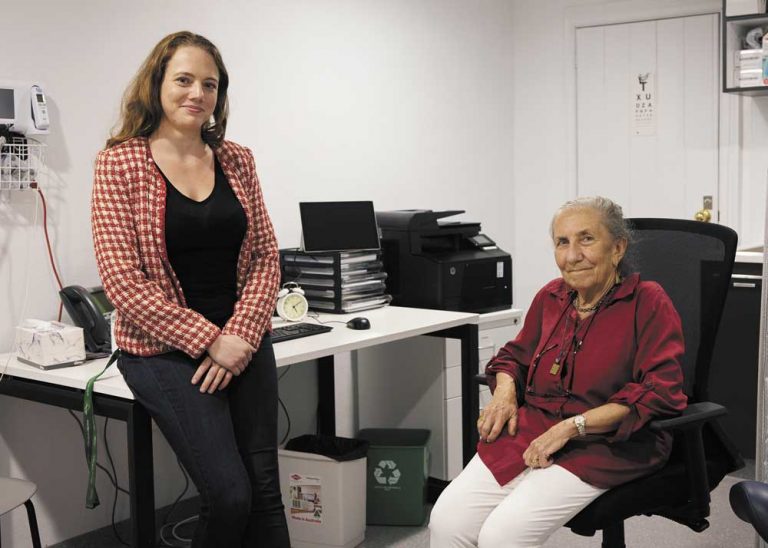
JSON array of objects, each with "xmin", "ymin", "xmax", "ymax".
[{"xmin": 429, "ymin": 454, "xmax": 608, "ymax": 548}]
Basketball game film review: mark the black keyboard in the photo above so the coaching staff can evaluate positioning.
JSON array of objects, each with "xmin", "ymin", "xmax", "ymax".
[{"xmin": 271, "ymin": 322, "xmax": 333, "ymax": 343}]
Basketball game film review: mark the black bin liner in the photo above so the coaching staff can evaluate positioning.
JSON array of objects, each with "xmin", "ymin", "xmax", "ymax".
[{"xmin": 285, "ymin": 434, "xmax": 369, "ymax": 462}]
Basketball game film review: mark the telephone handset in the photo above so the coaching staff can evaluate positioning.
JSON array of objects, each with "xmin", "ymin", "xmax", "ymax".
[{"xmin": 59, "ymin": 285, "xmax": 114, "ymax": 354}]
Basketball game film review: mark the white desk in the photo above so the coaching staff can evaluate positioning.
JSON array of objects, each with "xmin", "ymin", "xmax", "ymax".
[
  {"xmin": 0, "ymin": 305, "xmax": 480, "ymax": 548},
  {"xmin": 273, "ymin": 306, "xmax": 478, "ymax": 366}
]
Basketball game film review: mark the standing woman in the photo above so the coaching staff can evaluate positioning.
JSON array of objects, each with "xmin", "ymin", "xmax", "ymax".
[{"xmin": 91, "ymin": 31, "xmax": 290, "ymax": 547}]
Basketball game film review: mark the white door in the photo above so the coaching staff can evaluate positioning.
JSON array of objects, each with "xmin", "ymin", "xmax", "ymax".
[{"xmin": 576, "ymin": 14, "xmax": 719, "ymax": 220}]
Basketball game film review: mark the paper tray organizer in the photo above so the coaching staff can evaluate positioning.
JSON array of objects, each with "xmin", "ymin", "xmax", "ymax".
[{"xmin": 280, "ymin": 249, "xmax": 392, "ymax": 314}]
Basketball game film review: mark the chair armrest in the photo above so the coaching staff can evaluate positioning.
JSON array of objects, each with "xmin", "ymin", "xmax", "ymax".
[
  {"xmin": 648, "ymin": 401, "xmax": 727, "ymax": 522},
  {"xmin": 474, "ymin": 373, "xmax": 489, "ymax": 386},
  {"xmin": 648, "ymin": 402, "xmax": 726, "ymax": 432}
]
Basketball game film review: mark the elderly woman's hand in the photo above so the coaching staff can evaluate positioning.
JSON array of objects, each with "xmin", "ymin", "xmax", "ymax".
[
  {"xmin": 477, "ymin": 372, "xmax": 518, "ymax": 443},
  {"xmin": 522, "ymin": 421, "xmax": 573, "ymax": 469}
]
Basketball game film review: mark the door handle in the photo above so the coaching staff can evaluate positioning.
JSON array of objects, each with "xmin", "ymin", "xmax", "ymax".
[{"xmin": 695, "ymin": 195, "xmax": 714, "ymax": 223}]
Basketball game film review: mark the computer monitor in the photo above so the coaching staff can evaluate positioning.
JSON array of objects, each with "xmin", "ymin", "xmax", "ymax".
[
  {"xmin": 0, "ymin": 88, "xmax": 14, "ymax": 126},
  {"xmin": 299, "ymin": 201, "xmax": 381, "ymax": 252}
]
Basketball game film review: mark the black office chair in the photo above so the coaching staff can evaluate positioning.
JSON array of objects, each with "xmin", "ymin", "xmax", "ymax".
[
  {"xmin": 473, "ymin": 218, "xmax": 743, "ymax": 548},
  {"xmin": 730, "ymin": 480, "xmax": 768, "ymax": 542}
]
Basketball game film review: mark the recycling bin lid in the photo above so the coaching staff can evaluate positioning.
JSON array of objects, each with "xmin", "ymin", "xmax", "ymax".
[{"xmin": 357, "ymin": 428, "xmax": 430, "ymax": 447}]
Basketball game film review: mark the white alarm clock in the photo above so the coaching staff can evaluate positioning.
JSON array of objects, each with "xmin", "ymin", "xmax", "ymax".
[{"xmin": 276, "ymin": 282, "xmax": 309, "ymax": 322}]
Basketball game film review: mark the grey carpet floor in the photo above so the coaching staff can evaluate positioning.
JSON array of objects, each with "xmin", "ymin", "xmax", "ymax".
[
  {"xmin": 357, "ymin": 474, "xmax": 755, "ymax": 548},
  {"xmin": 54, "ymin": 468, "xmax": 758, "ymax": 548}
]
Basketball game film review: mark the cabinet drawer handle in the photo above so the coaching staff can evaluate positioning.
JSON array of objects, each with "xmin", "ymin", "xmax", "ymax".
[{"xmin": 733, "ymin": 282, "xmax": 757, "ymax": 288}]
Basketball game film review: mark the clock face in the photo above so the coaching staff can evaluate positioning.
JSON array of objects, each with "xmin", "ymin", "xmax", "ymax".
[{"xmin": 280, "ymin": 292, "xmax": 308, "ymax": 321}]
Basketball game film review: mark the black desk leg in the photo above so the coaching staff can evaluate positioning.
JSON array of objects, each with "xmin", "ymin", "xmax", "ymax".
[
  {"xmin": 460, "ymin": 324, "xmax": 479, "ymax": 466},
  {"xmin": 317, "ymin": 355, "xmax": 336, "ymax": 436},
  {"xmin": 127, "ymin": 402, "xmax": 155, "ymax": 548}
]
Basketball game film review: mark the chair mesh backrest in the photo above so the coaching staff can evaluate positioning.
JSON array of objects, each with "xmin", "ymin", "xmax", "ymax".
[{"xmin": 627, "ymin": 219, "xmax": 737, "ymax": 400}]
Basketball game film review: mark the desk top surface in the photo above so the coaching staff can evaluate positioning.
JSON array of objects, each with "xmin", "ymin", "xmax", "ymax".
[{"xmin": 0, "ymin": 306, "xmax": 520, "ymax": 400}]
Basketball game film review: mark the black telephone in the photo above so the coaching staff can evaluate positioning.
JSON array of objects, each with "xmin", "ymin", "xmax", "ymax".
[{"xmin": 59, "ymin": 285, "xmax": 114, "ymax": 354}]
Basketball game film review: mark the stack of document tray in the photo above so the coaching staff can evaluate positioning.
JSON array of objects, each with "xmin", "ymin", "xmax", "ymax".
[{"xmin": 280, "ymin": 249, "xmax": 392, "ymax": 314}]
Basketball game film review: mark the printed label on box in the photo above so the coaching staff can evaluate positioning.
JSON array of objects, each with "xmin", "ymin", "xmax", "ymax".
[{"xmin": 288, "ymin": 473, "xmax": 323, "ymax": 523}]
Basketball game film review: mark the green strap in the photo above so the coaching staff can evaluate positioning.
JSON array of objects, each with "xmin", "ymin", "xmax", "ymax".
[{"xmin": 83, "ymin": 349, "xmax": 121, "ymax": 509}]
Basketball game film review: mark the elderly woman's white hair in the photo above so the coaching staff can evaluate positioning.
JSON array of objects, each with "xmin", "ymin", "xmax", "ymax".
[{"xmin": 550, "ymin": 196, "xmax": 634, "ymax": 275}]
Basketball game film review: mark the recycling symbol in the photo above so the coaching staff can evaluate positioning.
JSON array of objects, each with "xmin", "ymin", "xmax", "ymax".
[{"xmin": 373, "ymin": 460, "xmax": 401, "ymax": 486}]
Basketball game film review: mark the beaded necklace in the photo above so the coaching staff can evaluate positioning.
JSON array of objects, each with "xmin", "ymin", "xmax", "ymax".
[{"xmin": 573, "ymin": 279, "xmax": 619, "ymax": 313}]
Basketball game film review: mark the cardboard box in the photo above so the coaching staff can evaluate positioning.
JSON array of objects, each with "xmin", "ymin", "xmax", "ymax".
[
  {"xmin": 737, "ymin": 49, "xmax": 763, "ymax": 70},
  {"xmin": 740, "ymin": 69, "xmax": 765, "ymax": 87}
]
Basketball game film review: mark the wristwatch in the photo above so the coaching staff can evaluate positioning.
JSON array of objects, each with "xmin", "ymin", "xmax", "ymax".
[{"xmin": 573, "ymin": 414, "xmax": 587, "ymax": 437}]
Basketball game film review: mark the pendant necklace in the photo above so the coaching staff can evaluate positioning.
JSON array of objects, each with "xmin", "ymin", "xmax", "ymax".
[{"xmin": 550, "ymin": 282, "xmax": 619, "ymax": 376}]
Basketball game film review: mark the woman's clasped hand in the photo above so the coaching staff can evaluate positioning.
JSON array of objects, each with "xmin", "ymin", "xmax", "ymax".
[{"xmin": 192, "ymin": 334, "xmax": 256, "ymax": 393}]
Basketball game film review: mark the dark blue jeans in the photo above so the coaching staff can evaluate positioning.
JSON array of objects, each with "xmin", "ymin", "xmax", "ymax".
[{"xmin": 117, "ymin": 335, "xmax": 290, "ymax": 548}]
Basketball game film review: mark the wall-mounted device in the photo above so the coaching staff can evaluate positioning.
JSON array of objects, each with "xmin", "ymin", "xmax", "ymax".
[
  {"xmin": 0, "ymin": 80, "xmax": 50, "ymax": 135},
  {"xmin": 59, "ymin": 285, "xmax": 114, "ymax": 354},
  {"xmin": 29, "ymin": 85, "xmax": 49, "ymax": 131}
]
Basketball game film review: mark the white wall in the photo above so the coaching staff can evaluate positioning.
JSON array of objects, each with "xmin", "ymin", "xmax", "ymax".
[
  {"xmin": 510, "ymin": 0, "xmax": 768, "ymax": 312},
  {"xmin": 0, "ymin": 0, "xmax": 515, "ymax": 545}
]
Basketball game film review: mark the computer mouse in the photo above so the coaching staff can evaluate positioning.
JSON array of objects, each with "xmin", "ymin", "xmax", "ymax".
[{"xmin": 346, "ymin": 317, "xmax": 371, "ymax": 330}]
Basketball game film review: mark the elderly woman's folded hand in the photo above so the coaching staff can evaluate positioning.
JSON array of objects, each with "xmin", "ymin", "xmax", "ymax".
[
  {"xmin": 477, "ymin": 372, "xmax": 518, "ymax": 443},
  {"xmin": 522, "ymin": 422, "xmax": 573, "ymax": 468}
]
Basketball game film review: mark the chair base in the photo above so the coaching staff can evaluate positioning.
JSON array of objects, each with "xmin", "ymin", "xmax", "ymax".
[
  {"xmin": 0, "ymin": 501, "xmax": 41, "ymax": 548},
  {"xmin": 601, "ymin": 522, "xmax": 626, "ymax": 548},
  {"xmin": 24, "ymin": 500, "xmax": 42, "ymax": 548}
]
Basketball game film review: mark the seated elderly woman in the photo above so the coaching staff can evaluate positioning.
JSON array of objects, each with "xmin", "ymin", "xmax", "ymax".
[{"xmin": 429, "ymin": 196, "xmax": 688, "ymax": 548}]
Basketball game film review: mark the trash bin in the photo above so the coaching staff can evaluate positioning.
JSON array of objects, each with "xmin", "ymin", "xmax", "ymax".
[
  {"xmin": 357, "ymin": 428, "xmax": 430, "ymax": 526},
  {"xmin": 279, "ymin": 435, "xmax": 369, "ymax": 548}
]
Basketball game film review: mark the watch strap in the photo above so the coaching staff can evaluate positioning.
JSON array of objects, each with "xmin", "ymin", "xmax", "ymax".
[{"xmin": 574, "ymin": 414, "xmax": 587, "ymax": 437}]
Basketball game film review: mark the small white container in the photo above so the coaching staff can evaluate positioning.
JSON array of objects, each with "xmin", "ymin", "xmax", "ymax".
[{"xmin": 279, "ymin": 449, "xmax": 366, "ymax": 548}]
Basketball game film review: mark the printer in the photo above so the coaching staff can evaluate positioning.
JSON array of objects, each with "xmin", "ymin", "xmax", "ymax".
[{"xmin": 375, "ymin": 209, "xmax": 512, "ymax": 313}]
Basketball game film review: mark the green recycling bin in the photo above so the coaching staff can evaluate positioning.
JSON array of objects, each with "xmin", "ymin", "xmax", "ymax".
[{"xmin": 357, "ymin": 428, "xmax": 430, "ymax": 526}]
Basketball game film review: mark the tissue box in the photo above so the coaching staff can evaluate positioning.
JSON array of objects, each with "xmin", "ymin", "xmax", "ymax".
[{"xmin": 15, "ymin": 320, "xmax": 86, "ymax": 369}]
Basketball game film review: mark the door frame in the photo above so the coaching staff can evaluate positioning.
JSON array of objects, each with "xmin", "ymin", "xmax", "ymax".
[{"xmin": 563, "ymin": 0, "xmax": 739, "ymax": 228}]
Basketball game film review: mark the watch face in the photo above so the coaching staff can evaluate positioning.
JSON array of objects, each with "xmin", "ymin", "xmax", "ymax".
[{"xmin": 280, "ymin": 292, "xmax": 308, "ymax": 321}]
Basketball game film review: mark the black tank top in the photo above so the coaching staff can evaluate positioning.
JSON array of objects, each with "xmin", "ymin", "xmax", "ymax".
[{"xmin": 161, "ymin": 158, "xmax": 247, "ymax": 329}]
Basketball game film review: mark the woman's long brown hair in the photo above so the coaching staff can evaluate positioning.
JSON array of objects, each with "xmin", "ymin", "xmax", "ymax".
[{"xmin": 106, "ymin": 31, "xmax": 229, "ymax": 149}]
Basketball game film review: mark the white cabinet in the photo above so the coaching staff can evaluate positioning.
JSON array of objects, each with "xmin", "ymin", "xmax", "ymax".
[{"xmin": 354, "ymin": 308, "xmax": 523, "ymax": 481}]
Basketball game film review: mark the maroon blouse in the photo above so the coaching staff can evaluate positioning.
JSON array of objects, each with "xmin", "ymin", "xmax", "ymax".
[{"xmin": 478, "ymin": 273, "xmax": 688, "ymax": 489}]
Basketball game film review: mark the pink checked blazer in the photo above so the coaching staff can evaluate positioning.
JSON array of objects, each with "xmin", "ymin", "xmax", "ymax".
[{"xmin": 91, "ymin": 137, "xmax": 280, "ymax": 358}]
